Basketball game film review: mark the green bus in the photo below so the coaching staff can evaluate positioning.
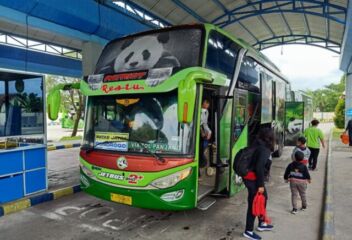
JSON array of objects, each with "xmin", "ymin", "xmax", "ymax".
[{"xmin": 48, "ymin": 24, "xmax": 293, "ymax": 211}]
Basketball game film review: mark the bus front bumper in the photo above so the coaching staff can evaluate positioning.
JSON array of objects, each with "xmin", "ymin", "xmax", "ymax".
[{"xmin": 80, "ymin": 168, "xmax": 197, "ymax": 211}]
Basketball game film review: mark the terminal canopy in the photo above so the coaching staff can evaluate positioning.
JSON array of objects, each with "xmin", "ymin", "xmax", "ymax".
[{"xmin": 124, "ymin": 0, "xmax": 348, "ymax": 54}]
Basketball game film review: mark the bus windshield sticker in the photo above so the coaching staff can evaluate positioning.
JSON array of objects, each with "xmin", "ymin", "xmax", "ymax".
[
  {"xmin": 129, "ymin": 142, "xmax": 179, "ymax": 152},
  {"xmin": 87, "ymin": 74, "xmax": 104, "ymax": 90},
  {"xmin": 95, "ymin": 132, "xmax": 129, "ymax": 151},
  {"xmin": 103, "ymin": 71, "xmax": 148, "ymax": 82},
  {"xmin": 146, "ymin": 67, "xmax": 173, "ymax": 87}
]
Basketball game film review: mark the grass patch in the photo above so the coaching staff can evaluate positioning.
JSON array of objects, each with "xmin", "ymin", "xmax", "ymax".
[
  {"xmin": 332, "ymin": 127, "xmax": 344, "ymax": 140},
  {"xmin": 59, "ymin": 136, "xmax": 82, "ymax": 141}
]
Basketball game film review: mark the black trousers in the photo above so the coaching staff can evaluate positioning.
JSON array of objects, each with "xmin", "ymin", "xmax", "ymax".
[
  {"xmin": 244, "ymin": 180, "xmax": 268, "ymax": 231},
  {"xmin": 349, "ymin": 130, "xmax": 352, "ymax": 146},
  {"xmin": 308, "ymin": 147, "xmax": 320, "ymax": 170}
]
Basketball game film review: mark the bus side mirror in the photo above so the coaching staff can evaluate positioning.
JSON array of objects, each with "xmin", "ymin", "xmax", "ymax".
[
  {"xmin": 47, "ymin": 88, "xmax": 61, "ymax": 121},
  {"xmin": 47, "ymin": 82, "xmax": 81, "ymax": 121},
  {"xmin": 178, "ymin": 71, "xmax": 212, "ymax": 123}
]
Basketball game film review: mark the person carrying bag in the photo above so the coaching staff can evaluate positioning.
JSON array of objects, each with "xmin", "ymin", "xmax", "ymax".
[{"xmin": 239, "ymin": 128, "xmax": 275, "ymax": 240}]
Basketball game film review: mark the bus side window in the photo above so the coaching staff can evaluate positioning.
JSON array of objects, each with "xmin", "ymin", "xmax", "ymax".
[{"xmin": 205, "ymin": 31, "xmax": 239, "ymax": 79}]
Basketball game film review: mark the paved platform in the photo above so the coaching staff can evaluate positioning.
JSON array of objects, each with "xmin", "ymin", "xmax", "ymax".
[
  {"xmin": 47, "ymin": 125, "xmax": 83, "ymax": 143},
  {"xmin": 48, "ymin": 148, "xmax": 80, "ymax": 190},
  {"xmin": 331, "ymin": 138, "xmax": 352, "ymax": 240},
  {"xmin": 0, "ymin": 125, "xmax": 331, "ymax": 240}
]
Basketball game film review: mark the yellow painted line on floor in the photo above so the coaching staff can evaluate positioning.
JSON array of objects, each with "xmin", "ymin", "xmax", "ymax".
[
  {"xmin": 64, "ymin": 144, "xmax": 73, "ymax": 148},
  {"xmin": 52, "ymin": 187, "xmax": 74, "ymax": 199},
  {"xmin": 323, "ymin": 235, "xmax": 334, "ymax": 240},
  {"xmin": 47, "ymin": 146, "xmax": 56, "ymax": 151},
  {"xmin": 2, "ymin": 199, "xmax": 31, "ymax": 215}
]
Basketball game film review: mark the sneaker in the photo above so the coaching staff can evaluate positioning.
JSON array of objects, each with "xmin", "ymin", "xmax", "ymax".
[
  {"xmin": 243, "ymin": 231, "xmax": 262, "ymax": 240},
  {"xmin": 301, "ymin": 206, "xmax": 307, "ymax": 211},
  {"xmin": 257, "ymin": 222, "xmax": 274, "ymax": 232},
  {"xmin": 291, "ymin": 208, "xmax": 298, "ymax": 214}
]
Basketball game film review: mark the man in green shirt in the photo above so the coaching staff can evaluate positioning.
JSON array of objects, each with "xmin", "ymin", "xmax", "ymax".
[{"xmin": 304, "ymin": 119, "xmax": 325, "ymax": 170}]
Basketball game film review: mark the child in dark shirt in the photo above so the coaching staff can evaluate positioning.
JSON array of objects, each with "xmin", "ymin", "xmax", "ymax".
[{"xmin": 284, "ymin": 151, "xmax": 311, "ymax": 214}]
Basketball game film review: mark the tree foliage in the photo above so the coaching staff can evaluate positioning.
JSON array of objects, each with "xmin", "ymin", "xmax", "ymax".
[
  {"xmin": 334, "ymin": 97, "xmax": 345, "ymax": 129},
  {"xmin": 306, "ymin": 74, "xmax": 346, "ymax": 112}
]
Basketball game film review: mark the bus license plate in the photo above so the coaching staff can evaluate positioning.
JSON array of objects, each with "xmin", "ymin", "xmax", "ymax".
[{"xmin": 110, "ymin": 193, "xmax": 132, "ymax": 205}]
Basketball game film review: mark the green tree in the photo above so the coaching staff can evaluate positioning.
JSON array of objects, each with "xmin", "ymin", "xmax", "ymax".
[
  {"xmin": 307, "ymin": 74, "xmax": 346, "ymax": 112},
  {"xmin": 334, "ymin": 97, "xmax": 345, "ymax": 128}
]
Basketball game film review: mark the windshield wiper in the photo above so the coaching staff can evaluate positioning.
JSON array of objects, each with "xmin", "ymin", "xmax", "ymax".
[{"xmin": 84, "ymin": 137, "xmax": 166, "ymax": 163}]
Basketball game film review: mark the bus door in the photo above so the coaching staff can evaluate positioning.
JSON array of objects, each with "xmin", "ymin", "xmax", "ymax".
[
  {"xmin": 228, "ymin": 89, "xmax": 248, "ymax": 196},
  {"xmin": 284, "ymin": 101, "xmax": 305, "ymax": 146},
  {"xmin": 197, "ymin": 88, "xmax": 219, "ymax": 202}
]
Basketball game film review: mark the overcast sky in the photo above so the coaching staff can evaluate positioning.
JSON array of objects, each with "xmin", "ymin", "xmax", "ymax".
[{"xmin": 262, "ymin": 45, "xmax": 343, "ymax": 91}]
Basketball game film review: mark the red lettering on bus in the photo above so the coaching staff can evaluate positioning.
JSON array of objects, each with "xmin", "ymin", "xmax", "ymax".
[{"xmin": 101, "ymin": 84, "xmax": 145, "ymax": 93}]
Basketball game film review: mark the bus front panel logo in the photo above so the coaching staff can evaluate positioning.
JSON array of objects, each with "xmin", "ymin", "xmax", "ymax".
[{"xmin": 117, "ymin": 156, "xmax": 128, "ymax": 169}]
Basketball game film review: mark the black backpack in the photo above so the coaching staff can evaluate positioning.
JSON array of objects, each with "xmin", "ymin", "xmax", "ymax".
[{"xmin": 233, "ymin": 146, "xmax": 256, "ymax": 177}]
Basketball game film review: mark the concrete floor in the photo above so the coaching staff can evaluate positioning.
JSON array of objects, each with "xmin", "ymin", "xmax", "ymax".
[
  {"xmin": 47, "ymin": 125, "xmax": 83, "ymax": 142},
  {"xmin": 48, "ymin": 148, "xmax": 80, "ymax": 190},
  {"xmin": 331, "ymin": 139, "xmax": 352, "ymax": 240},
  {"xmin": 0, "ymin": 124, "xmax": 332, "ymax": 240}
]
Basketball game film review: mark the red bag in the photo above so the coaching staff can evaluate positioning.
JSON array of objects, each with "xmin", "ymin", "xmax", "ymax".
[
  {"xmin": 252, "ymin": 192, "xmax": 271, "ymax": 224},
  {"xmin": 341, "ymin": 133, "xmax": 349, "ymax": 145}
]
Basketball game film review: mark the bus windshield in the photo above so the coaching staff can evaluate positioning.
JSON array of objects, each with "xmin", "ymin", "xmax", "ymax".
[
  {"xmin": 83, "ymin": 91, "xmax": 194, "ymax": 155},
  {"xmin": 94, "ymin": 27, "xmax": 203, "ymax": 75}
]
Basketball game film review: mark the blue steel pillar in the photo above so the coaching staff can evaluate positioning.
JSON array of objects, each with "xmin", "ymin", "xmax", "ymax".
[
  {"xmin": 346, "ymin": 74, "xmax": 352, "ymax": 125},
  {"xmin": 340, "ymin": 1, "xmax": 352, "ymax": 126}
]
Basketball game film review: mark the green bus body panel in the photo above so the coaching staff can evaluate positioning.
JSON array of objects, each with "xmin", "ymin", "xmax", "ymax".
[
  {"xmin": 217, "ymin": 100, "xmax": 233, "ymax": 192},
  {"xmin": 229, "ymin": 125, "xmax": 248, "ymax": 196}
]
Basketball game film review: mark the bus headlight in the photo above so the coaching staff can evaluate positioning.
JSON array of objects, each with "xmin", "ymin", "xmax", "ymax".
[
  {"xmin": 150, "ymin": 168, "xmax": 192, "ymax": 189},
  {"xmin": 161, "ymin": 190, "xmax": 184, "ymax": 202}
]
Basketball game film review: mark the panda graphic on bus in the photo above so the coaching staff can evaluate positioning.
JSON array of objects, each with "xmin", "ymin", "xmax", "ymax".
[{"xmin": 97, "ymin": 32, "xmax": 181, "ymax": 87}]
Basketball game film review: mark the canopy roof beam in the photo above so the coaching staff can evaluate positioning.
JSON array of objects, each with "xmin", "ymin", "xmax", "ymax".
[
  {"xmin": 275, "ymin": 0, "xmax": 293, "ymax": 35},
  {"xmin": 244, "ymin": 0, "xmax": 276, "ymax": 37},
  {"xmin": 297, "ymin": 1, "xmax": 312, "ymax": 36},
  {"xmin": 110, "ymin": 0, "xmax": 171, "ymax": 28},
  {"xmin": 324, "ymin": 0, "xmax": 330, "ymax": 41},
  {"xmin": 170, "ymin": 0, "xmax": 206, "ymax": 23},
  {"xmin": 212, "ymin": 0, "xmax": 259, "ymax": 43},
  {"xmin": 212, "ymin": 0, "xmax": 347, "ymax": 26},
  {"xmin": 256, "ymin": 34, "xmax": 340, "ymax": 53}
]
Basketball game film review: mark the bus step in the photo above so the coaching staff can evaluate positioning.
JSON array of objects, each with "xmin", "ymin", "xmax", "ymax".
[{"xmin": 197, "ymin": 197, "xmax": 216, "ymax": 211}]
